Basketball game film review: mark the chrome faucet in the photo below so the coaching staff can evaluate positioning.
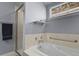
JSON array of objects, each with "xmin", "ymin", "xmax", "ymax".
[
  {"xmin": 38, "ymin": 36, "xmax": 44, "ymax": 44},
  {"xmin": 38, "ymin": 39, "xmax": 44, "ymax": 43}
]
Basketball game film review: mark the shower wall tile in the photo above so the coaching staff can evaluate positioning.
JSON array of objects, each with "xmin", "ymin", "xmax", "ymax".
[
  {"xmin": 46, "ymin": 33, "xmax": 79, "ymax": 49},
  {"xmin": 24, "ymin": 33, "xmax": 79, "ymax": 50},
  {"xmin": 24, "ymin": 33, "xmax": 42, "ymax": 49}
]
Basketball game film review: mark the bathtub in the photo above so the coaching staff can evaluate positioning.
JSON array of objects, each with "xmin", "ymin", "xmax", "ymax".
[{"xmin": 24, "ymin": 43, "xmax": 79, "ymax": 56}]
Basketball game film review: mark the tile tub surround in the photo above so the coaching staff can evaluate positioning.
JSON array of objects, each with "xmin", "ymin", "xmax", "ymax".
[
  {"xmin": 24, "ymin": 33, "xmax": 79, "ymax": 49},
  {"xmin": 46, "ymin": 33, "xmax": 79, "ymax": 48},
  {"xmin": 24, "ymin": 34, "xmax": 42, "ymax": 49}
]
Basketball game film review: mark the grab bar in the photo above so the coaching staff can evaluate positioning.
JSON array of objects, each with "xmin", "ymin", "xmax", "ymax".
[{"xmin": 49, "ymin": 37, "xmax": 78, "ymax": 43}]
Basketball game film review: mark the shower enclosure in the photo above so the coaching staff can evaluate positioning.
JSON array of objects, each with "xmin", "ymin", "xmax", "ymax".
[{"xmin": 15, "ymin": 3, "xmax": 25, "ymax": 55}]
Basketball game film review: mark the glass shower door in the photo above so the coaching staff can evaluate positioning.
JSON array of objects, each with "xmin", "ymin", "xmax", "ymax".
[{"xmin": 16, "ymin": 4, "xmax": 25, "ymax": 55}]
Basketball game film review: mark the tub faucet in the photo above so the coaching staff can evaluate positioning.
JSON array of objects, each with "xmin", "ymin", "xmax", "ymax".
[
  {"xmin": 38, "ymin": 36, "xmax": 44, "ymax": 43},
  {"xmin": 38, "ymin": 39, "xmax": 44, "ymax": 43}
]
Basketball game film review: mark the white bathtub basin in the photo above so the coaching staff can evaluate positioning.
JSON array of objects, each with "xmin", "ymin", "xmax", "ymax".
[{"xmin": 24, "ymin": 43, "xmax": 79, "ymax": 56}]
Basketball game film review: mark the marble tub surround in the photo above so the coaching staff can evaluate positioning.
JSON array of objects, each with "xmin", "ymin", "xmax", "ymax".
[
  {"xmin": 46, "ymin": 33, "xmax": 79, "ymax": 48},
  {"xmin": 24, "ymin": 33, "xmax": 79, "ymax": 49},
  {"xmin": 24, "ymin": 33, "xmax": 43, "ymax": 49}
]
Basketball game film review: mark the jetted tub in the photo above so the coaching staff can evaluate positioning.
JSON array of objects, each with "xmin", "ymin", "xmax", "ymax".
[{"xmin": 24, "ymin": 43, "xmax": 79, "ymax": 56}]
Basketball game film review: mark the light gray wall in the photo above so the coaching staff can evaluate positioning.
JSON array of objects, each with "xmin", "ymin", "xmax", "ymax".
[
  {"xmin": 45, "ymin": 2, "xmax": 79, "ymax": 34},
  {"xmin": 25, "ymin": 2, "xmax": 79, "ymax": 35},
  {"xmin": 0, "ymin": 2, "xmax": 16, "ymax": 55},
  {"xmin": 25, "ymin": 2, "xmax": 46, "ymax": 23},
  {"xmin": 25, "ymin": 2, "xmax": 46, "ymax": 34},
  {"xmin": 25, "ymin": 23, "xmax": 44, "ymax": 34}
]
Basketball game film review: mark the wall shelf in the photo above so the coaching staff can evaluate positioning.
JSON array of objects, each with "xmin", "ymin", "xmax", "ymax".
[
  {"xmin": 32, "ymin": 20, "xmax": 45, "ymax": 25},
  {"xmin": 50, "ymin": 7, "xmax": 79, "ymax": 19},
  {"xmin": 33, "ymin": 6, "xmax": 79, "ymax": 23},
  {"xmin": 49, "ymin": 2, "xmax": 79, "ymax": 21}
]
